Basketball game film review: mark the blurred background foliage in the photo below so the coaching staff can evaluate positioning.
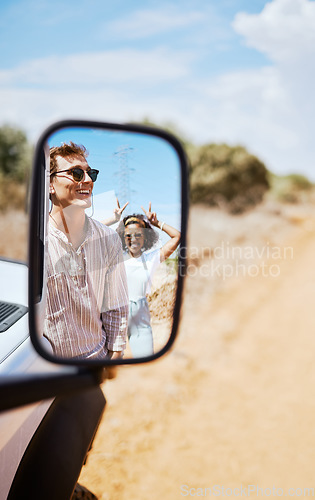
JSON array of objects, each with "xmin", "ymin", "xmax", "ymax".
[
  {"xmin": 268, "ymin": 172, "xmax": 313, "ymax": 204},
  {"xmin": 189, "ymin": 143, "xmax": 269, "ymax": 214},
  {"xmin": 0, "ymin": 123, "xmax": 314, "ymax": 215},
  {"xmin": 0, "ymin": 125, "xmax": 33, "ymax": 212},
  {"xmin": 138, "ymin": 120, "xmax": 315, "ymax": 213}
]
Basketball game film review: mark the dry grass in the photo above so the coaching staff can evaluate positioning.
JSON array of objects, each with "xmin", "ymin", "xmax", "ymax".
[
  {"xmin": 0, "ymin": 180, "xmax": 27, "ymax": 213},
  {"xmin": 0, "ymin": 210, "xmax": 28, "ymax": 261}
]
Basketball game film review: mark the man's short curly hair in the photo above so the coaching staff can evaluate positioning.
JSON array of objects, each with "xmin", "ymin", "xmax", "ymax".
[
  {"xmin": 117, "ymin": 213, "xmax": 159, "ymax": 252},
  {"xmin": 50, "ymin": 142, "xmax": 88, "ymax": 175}
]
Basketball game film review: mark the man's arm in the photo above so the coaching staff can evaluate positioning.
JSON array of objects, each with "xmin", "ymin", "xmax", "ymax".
[
  {"xmin": 101, "ymin": 232, "xmax": 129, "ymax": 356},
  {"xmin": 102, "ymin": 305, "xmax": 129, "ymax": 356}
]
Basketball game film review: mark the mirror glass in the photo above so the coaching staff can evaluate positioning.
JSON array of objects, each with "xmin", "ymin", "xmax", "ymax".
[{"xmin": 35, "ymin": 125, "xmax": 183, "ymax": 363}]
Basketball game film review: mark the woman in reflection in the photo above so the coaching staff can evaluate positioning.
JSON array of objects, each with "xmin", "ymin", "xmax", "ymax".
[{"xmin": 116, "ymin": 203, "xmax": 181, "ymax": 357}]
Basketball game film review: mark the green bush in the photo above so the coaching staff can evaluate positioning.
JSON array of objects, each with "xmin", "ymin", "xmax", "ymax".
[
  {"xmin": 0, "ymin": 125, "xmax": 32, "ymax": 183},
  {"xmin": 190, "ymin": 143, "xmax": 269, "ymax": 213},
  {"xmin": 0, "ymin": 125, "xmax": 32, "ymax": 212},
  {"xmin": 268, "ymin": 173, "xmax": 314, "ymax": 203}
]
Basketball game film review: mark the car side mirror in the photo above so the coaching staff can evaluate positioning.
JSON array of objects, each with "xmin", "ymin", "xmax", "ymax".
[{"xmin": 29, "ymin": 120, "xmax": 189, "ymax": 367}]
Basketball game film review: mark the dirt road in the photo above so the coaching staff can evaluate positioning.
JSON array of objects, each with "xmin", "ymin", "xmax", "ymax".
[{"xmin": 78, "ymin": 203, "xmax": 315, "ymax": 499}]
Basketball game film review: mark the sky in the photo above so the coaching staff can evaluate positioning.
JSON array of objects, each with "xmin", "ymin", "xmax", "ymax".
[
  {"xmin": 1, "ymin": 0, "xmax": 315, "ymax": 179},
  {"xmin": 47, "ymin": 125, "xmax": 181, "ymax": 232}
]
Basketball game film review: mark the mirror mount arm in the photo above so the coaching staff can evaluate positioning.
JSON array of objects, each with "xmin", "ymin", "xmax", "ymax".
[{"xmin": 0, "ymin": 367, "xmax": 107, "ymax": 413}]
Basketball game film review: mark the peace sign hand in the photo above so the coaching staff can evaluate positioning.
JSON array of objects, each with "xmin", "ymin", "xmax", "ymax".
[
  {"xmin": 141, "ymin": 202, "xmax": 159, "ymax": 227},
  {"xmin": 113, "ymin": 198, "xmax": 129, "ymax": 222}
]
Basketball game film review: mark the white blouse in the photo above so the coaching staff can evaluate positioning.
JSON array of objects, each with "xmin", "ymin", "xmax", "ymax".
[{"xmin": 124, "ymin": 248, "xmax": 161, "ymax": 301}]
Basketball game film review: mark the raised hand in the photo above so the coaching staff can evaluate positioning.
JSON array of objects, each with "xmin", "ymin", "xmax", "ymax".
[
  {"xmin": 141, "ymin": 202, "xmax": 159, "ymax": 227},
  {"xmin": 113, "ymin": 198, "xmax": 129, "ymax": 222},
  {"xmin": 101, "ymin": 198, "xmax": 129, "ymax": 226}
]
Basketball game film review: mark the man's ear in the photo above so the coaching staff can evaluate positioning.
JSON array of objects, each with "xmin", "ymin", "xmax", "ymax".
[{"xmin": 49, "ymin": 184, "xmax": 55, "ymax": 195}]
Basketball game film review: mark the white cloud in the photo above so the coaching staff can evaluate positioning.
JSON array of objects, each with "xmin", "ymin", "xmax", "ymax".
[
  {"xmin": 1, "ymin": 0, "xmax": 315, "ymax": 181},
  {"xmin": 104, "ymin": 6, "xmax": 204, "ymax": 40},
  {"xmin": 0, "ymin": 86, "xmax": 143, "ymax": 140},
  {"xmin": 186, "ymin": 66, "xmax": 302, "ymax": 168},
  {"xmin": 0, "ymin": 85, "xmax": 197, "ymax": 144},
  {"xmin": 225, "ymin": 0, "xmax": 315, "ymax": 178},
  {"xmin": 233, "ymin": 0, "xmax": 315, "ymax": 63},
  {"xmin": 0, "ymin": 48, "xmax": 192, "ymax": 87}
]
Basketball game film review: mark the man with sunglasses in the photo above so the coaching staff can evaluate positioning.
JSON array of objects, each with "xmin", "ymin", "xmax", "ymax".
[{"xmin": 45, "ymin": 142, "xmax": 128, "ymax": 360}]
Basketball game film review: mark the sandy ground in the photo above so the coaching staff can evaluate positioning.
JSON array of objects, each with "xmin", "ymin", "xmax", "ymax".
[
  {"xmin": 2, "ymin": 202, "xmax": 315, "ymax": 499},
  {"xmin": 77, "ymin": 201, "xmax": 315, "ymax": 499}
]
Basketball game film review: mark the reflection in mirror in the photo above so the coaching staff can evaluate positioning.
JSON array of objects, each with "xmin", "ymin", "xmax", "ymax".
[{"xmin": 39, "ymin": 126, "xmax": 182, "ymax": 362}]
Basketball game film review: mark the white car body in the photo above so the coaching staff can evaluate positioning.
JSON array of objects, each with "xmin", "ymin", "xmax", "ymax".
[{"xmin": 0, "ymin": 258, "xmax": 57, "ymax": 499}]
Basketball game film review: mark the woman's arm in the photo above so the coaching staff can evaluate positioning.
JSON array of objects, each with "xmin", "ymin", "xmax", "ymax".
[
  {"xmin": 156, "ymin": 220, "xmax": 181, "ymax": 262},
  {"xmin": 141, "ymin": 202, "xmax": 181, "ymax": 263}
]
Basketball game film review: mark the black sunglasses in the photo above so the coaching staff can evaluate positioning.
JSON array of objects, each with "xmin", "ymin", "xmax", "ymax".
[{"xmin": 52, "ymin": 167, "xmax": 99, "ymax": 182}]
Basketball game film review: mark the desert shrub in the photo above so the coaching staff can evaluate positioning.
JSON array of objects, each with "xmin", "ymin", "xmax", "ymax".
[
  {"xmin": 190, "ymin": 143, "xmax": 269, "ymax": 213},
  {"xmin": 268, "ymin": 172, "xmax": 314, "ymax": 203},
  {"xmin": 164, "ymin": 256, "xmax": 178, "ymax": 273},
  {"xmin": 0, "ymin": 125, "xmax": 32, "ymax": 182},
  {"xmin": 0, "ymin": 174, "xmax": 27, "ymax": 212},
  {"xmin": 0, "ymin": 125, "xmax": 32, "ymax": 212}
]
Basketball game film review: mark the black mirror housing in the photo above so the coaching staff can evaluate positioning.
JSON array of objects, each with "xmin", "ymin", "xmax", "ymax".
[{"xmin": 28, "ymin": 120, "xmax": 189, "ymax": 367}]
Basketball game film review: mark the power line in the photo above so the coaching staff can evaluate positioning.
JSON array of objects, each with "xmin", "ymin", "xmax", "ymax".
[{"xmin": 113, "ymin": 146, "xmax": 135, "ymax": 203}]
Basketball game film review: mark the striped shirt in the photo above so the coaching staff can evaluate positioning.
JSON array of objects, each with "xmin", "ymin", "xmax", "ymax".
[{"xmin": 44, "ymin": 216, "xmax": 128, "ymax": 360}]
